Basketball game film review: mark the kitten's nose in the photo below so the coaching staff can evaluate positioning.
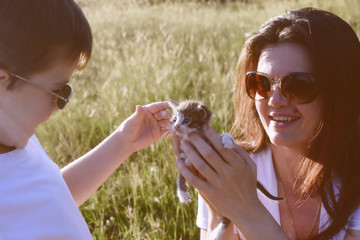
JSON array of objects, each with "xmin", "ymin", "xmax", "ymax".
[{"xmin": 175, "ymin": 125, "xmax": 180, "ymax": 130}]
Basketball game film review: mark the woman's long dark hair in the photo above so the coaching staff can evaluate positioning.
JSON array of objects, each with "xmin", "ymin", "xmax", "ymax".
[{"xmin": 232, "ymin": 8, "xmax": 360, "ymax": 239}]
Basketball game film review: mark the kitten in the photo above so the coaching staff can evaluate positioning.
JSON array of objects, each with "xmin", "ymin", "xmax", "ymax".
[{"xmin": 170, "ymin": 99, "xmax": 282, "ymax": 240}]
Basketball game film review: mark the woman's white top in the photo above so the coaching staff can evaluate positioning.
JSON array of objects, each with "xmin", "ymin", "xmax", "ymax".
[
  {"xmin": 197, "ymin": 146, "xmax": 360, "ymax": 239},
  {"xmin": 0, "ymin": 135, "xmax": 93, "ymax": 240}
]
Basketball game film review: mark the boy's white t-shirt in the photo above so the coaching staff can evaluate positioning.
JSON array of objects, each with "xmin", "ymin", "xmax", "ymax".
[
  {"xmin": 196, "ymin": 146, "xmax": 360, "ymax": 239},
  {"xmin": 0, "ymin": 135, "xmax": 93, "ymax": 240}
]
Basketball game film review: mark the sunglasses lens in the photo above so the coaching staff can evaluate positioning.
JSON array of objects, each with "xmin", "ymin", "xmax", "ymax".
[
  {"xmin": 56, "ymin": 85, "xmax": 72, "ymax": 109},
  {"xmin": 246, "ymin": 72, "xmax": 317, "ymax": 103},
  {"xmin": 281, "ymin": 74, "xmax": 317, "ymax": 103},
  {"xmin": 246, "ymin": 73, "xmax": 271, "ymax": 99}
]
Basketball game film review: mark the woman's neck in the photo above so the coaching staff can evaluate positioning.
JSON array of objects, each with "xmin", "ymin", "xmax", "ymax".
[{"xmin": 271, "ymin": 144, "xmax": 303, "ymax": 184}]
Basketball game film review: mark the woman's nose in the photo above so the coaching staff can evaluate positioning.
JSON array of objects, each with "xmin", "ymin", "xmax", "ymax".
[{"xmin": 268, "ymin": 88, "xmax": 288, "ymax": 108}]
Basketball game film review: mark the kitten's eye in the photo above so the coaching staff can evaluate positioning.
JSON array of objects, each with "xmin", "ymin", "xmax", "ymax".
[
  {"xmin": 171, "ymin": 117, "xmax": 177, "ymax": 123},
  {"xmin": 183, "ymin": 118, "xmax": 191, "ymax": 124}
]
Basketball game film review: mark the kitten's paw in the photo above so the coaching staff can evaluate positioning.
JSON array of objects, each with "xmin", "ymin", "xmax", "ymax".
[
  {"xmin": 210, "ymin": 229, "xmax": 225, "ymax": 240},
  {"xmin": 177, "ymin": 189, "xmax": 192, "ymax": 203},
  {"xmin": 221, "ymin": 133, "xmax": 234, "ymax": 149},
  {"xmin": 210, "ymin": 222, "xmax": 228, "ymax": 240}
]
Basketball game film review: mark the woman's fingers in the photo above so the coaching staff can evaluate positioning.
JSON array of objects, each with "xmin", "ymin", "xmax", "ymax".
[
  {"xmin": 180, "ymin": 139, "xmax": 219, "ymax": 181},
  {"xmin": 184, "ymin": 157, "xmax": 198, "ymax": 175},
  {"xmin": 176, "ymin": 158, "xmax": 209, "ymax": 193},
  {"xmin": 172, "ymin": 134, "xmax": 182, "ymax": 157},
  {"xmin": 200, "ymin": 126, "xmax": 242, "ymax": 166},
  {"xmin": 233, "ymin": 143, "xmax": 257, "ymax": 172},
  {"xmin": 182, "ymin": 132, "xmax": 228, "ymax": 174},
  {"xmin": 187, "ymin": 126, "xmax": 244, "ymax": 172}
]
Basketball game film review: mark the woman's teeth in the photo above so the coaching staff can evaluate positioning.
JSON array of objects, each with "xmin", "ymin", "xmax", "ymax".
[{"xmin": 271, "ymin": 116, "xmax": 299, "ymax": 122}]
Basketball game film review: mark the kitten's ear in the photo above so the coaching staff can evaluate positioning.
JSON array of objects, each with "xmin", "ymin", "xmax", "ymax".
[
  {"xmin": 198, "ymin": 104, "xmax": 212, "ymax": 123},
  {"xmin": 169, "ymin": 99, "xmax": 179, "ymax": 109}
]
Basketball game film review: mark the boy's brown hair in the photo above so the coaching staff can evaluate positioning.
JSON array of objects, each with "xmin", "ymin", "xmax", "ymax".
[{"xmin": 0, "ymin": 0, "xmax": 92, "ymax": 87}]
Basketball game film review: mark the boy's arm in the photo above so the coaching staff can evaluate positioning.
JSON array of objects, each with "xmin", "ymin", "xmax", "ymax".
[{"xmin": 61, "ymin": 101, "xmax": 170, "ymax": 206}]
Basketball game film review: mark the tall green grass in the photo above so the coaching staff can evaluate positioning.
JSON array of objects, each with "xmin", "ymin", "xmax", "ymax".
[{"xmin": 36, "ymin": 0, "xmax": 360, "ymax": 239}]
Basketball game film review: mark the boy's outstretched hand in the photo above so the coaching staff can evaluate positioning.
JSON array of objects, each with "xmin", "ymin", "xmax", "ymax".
[
  {"xmin": 62, "ymin": 101, "xmax": 171, "ymax": 206},
  {"xmin": 117, "ymin": 101, "xmax": 171, "ymax": 154}
]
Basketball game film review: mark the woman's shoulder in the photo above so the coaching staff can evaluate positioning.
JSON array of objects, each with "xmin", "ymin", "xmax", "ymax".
[{"xmin": 348, "ymin": 204, "xmax": 360, "ymax": 229}]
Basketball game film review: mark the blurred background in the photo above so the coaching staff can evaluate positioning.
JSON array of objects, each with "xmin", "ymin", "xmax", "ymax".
[{"xmin": 37, "ymin": 0, "xmax": 360, "ymax": 239}]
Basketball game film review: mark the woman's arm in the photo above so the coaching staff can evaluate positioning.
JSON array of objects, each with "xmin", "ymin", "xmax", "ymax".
[
  {"xmin": 61, "ymin": 101, "xmax": 171, "ymax": 206},
  {"xmin": 177, "ymin": 125, "xmax": 289, "ymax": 240},
  {"xmin": 201, "ymin": 227, "xmax": 240, "ymax": 240},
  {"xmin": 198, "ymin": 191, "xmax": 241, "ymax": 240},
  {"xmin": 344, "ymin": 230, "xmax": 360, "ymax": 239}
]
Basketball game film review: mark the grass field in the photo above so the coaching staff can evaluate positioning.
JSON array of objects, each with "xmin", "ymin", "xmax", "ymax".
[{"xmin": 36, "ymin": 0, "xmax": 360, "ymax": 239}]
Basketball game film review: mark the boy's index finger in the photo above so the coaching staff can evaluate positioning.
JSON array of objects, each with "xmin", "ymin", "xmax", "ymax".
[{"xmin": 144, "ymin": 101, "xmax": 171, "ymax": 114}]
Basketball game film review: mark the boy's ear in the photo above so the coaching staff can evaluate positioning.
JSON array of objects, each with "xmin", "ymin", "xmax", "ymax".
[
  {"xmin": 0, "ymin": 69, "xmax": 11, "ymax": 91},
  {"xmin": 0, "ymin": 69, "xmax": 10, "ymax": 80}
]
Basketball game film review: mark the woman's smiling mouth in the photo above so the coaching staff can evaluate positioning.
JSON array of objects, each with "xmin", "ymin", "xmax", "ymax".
[{"xmin": 270, "ymin": 116, "xmax": 300, "ymax": 122}]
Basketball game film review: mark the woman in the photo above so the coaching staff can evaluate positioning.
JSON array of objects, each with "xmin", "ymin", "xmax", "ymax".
[{"xmin": 176, "ymin": 8, "xmax": 360, "ymax": 240}]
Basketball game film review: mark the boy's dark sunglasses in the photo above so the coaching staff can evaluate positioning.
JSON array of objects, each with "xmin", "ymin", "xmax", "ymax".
[
  {"xmin": 245, "ymin": 71, "xmax": 318, "ymax": 104},
  {"xmin": 6, "ymin": 71, "xmax": 72, "ymax": 110}
]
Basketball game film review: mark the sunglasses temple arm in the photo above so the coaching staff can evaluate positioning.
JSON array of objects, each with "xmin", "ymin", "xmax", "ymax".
[{"xmin": 9, "ymin": 72, "xmax": 67, "ymax": 101}]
